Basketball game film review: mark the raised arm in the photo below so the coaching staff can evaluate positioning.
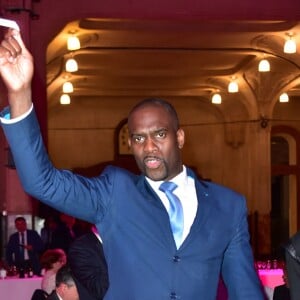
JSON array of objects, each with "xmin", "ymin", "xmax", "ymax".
[{"xmin": 0, "ymin": 29, "xmax": 33, "ymax": 117}]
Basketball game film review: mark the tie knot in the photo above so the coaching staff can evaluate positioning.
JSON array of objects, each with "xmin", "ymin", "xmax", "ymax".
[{"xmin": 159, "ymin": 181, "xmax": 178, "ymax": 193}]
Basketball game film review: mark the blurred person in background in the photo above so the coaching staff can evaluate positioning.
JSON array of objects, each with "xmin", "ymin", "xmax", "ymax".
[
  {"xmin": 6, "ymin": 216, "xmax": 44, "ymax": 275},
  {"xmin": 273, "ymin": 263, "xmax": 290, "ymax": 300},
  {"xmin": 40, "ymin": 248, "xmax": 67, "ymax": 295},
  {"xmin": 284, "ymin": 231, "xmax": 300, "ymax": 300},
  {"xmin": 47, "ymin": 265, "xmax": 79, "ymax": 300},
  {"xmin": 68, "ymin": 225, "xmax": 109, "ymax": 299},
  {"xmin": 51, "ymin": 213, "xmax": 80, "ymax": 253},
  {"xmin": 40, "ymin": 215, "xmax": 59, "ymax": 250}
]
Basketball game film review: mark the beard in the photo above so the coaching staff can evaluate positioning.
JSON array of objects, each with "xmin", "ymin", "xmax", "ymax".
[{"xmin": 136, "ymin": 157, "xmax": 169, "ymax": 181}]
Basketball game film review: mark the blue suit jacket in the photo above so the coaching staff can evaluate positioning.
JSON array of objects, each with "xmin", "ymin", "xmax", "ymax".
[{"xmin": 1, "ymin": 108, "xmax": 264, "ymax": 299}]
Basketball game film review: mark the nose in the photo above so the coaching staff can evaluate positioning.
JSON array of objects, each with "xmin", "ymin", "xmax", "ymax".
[{"xmin": 144, "ymin": 137, "xmax": 158, "ymax": 153}]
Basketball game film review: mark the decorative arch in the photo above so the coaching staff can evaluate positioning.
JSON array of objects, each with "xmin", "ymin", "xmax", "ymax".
[{"xmin": 271, "ymin": 125, "xmax": 300, "ymax": 233}]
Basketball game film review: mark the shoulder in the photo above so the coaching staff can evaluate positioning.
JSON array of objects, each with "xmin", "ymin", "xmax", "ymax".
[
  {"xmin": 188, "ymin": 167, "xmax": 244, "ymax": 200},
  {"xmin": 27, "ymin": 229, "xmax": 41, "ymax": 237},
  {"xmin": 8, "ymin": 232, "xmax": 19, "ymax": 242},
  {"xmin": 194, "ymin": 178, "xmax": 247, "ymax": 216},
  {"xmin": 47, "ymin": 291, "xmax": 59, "ymax": 300},
  {"xmin": 69, "ymin": 232, "xmax": 101, "ymax": 253},
  {"xmin": 203, "ymin": 180, "xmax": 243, "ymax": 199},
  {"xmin": 96, "ymin": 165, "xmax": 141, "ymax": 191},
  {"xmin": 285, "ymin": 231, "xmax": 300, "ymax": 263},
  {"xmin": 102, "ymin": 165, "xmax": 138, "ymax": 179},
  {"xmin": 71, "ymin": 232, "xmax": 94, "ymax": 245},
  {"xmin": 9, "ymin": 231, "xmax": 19, "ymax": 238}
]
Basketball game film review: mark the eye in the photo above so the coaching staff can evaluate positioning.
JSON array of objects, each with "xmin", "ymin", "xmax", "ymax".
[
  {"xmin": 155, "ymin": 130, "xmax": 167, "ymax": 139},
  {"xmin": 132, "ymin": 135, "xmax": 145, "ymax": 144}
]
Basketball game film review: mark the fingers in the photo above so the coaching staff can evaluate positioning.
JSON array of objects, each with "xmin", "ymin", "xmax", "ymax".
[
  {"xmin": 8, "ymin": 29, "xmax": 27, "ymax": 52},
  {"xmin": 0, "ymin": 29, "xmax": 22, "ymax": 59}
]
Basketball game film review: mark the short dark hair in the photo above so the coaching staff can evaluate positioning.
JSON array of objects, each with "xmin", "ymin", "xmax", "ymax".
[
  {"xmin": 55, "ymin": 265, "xmax": 76, "ymax": 288},
  {"xmin": 15, "ymin": 216, "xmax": 26, "ymax": 223},
  {"xmin": 128, "ymin": 98, "xmax": 180, "ymax": 130}
]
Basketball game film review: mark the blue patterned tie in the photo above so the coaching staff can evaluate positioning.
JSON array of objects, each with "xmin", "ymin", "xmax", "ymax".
[{"xmin": 159, "ymin": 181, "xmax": 184, "ymax": 248}]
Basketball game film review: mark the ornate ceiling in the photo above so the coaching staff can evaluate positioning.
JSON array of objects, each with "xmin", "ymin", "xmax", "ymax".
[{"xmin": 47, "ymin": 19, "xmax": 300, "ymax": 122}]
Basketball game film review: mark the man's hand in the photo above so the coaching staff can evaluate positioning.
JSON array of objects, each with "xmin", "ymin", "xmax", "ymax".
[
  {"xmin": 0, "ymin": 29, "xmax": 33, "ymax": 117},
  {"xmin": 24, "ymin": 244, "xmax": 33, "ymax": 251}
]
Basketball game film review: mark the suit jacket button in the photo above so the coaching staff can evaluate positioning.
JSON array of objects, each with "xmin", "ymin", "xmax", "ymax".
[{"xmin": 173, "ymin": 255, "xmax": 180, "ymax": 262}]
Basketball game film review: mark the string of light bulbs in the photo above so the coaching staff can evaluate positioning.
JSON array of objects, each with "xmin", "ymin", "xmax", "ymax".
[{"xmin": 60, "ymin": 35, "xmax": 81, "ymax": 105}]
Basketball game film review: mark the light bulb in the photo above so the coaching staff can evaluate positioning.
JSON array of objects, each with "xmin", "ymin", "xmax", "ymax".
[
  {"xmin": 258, "ymin": 59, "xmax": 270, "ymax": 72},
  {"xmin": 284, "ymin": 39, "xmax": 296, "ymax": 54},
  {"xmin": 279, "ymin": 93, "xmax": 289, "ymax": 103},
  {"xmin": 212, "ymin": 93, "xmax": 222, "ymax": 104},
  {"xmin": 63, "ymin": 81, "xmax": 74, "ymax": 93},
  {"xmin": 67, "ymin": 36, "xmax": 80, "ymax": 51},
  {"xmin": 65, "ymin": 58, "xmax": 78, "ymax": 72},
  {"xmin": 60, "ymin": 94, "xmax": 71, "ymax": 105},
  {"xmin": 228, "ymin": 81, "xmax": 239, "ymax": 93}
]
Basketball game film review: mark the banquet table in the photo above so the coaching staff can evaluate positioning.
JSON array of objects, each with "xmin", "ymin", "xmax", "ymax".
[
  {"xmin": 0, "ymin": 276, "xmax": 42, "ymax": 300},
  {"xmin": 258, "ymin": 268, "xmax": 284, "ymax": 288}
]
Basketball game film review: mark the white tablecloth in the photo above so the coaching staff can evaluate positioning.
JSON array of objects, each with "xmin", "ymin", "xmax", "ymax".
[
  {"xmin": 0, "ymin": 276, "xmax": 42, "ymax": 300},
  {"xmin": 258, "ymin": 269, "xmax": 284, "ymax": 288}
]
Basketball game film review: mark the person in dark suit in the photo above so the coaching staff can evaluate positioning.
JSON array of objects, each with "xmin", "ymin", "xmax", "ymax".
[
  {"xmin": 68, "ymin": 225, "xmax": 109, "ymax": 300},
  {"xmin": 284, "ymin": 231, "xmax": 300, "ymax": 300},
  {"xmin": 273, "ymin": 284, "xmax": 290, "ymax": 300},
  {"xmin": 50, "ymin": 213, "xmax": 79, "ymax": 253},
  {"xmin": 5, "ymin": 216, "xmax": 44, "ymax": 275},
  {"xmin": 273, "ymin": 264, "xmax": 290, "ymax": 300},
  {"xmin": 0, "ymin": 30, "xmax": 264, "ymax": 299},
  {"xmin": 47, "ymin": 265, "xmax": 79, "ymax": 300},
  {"xmin": 40, "ymin": 215, "xmax": 59, "ymax": 250}
]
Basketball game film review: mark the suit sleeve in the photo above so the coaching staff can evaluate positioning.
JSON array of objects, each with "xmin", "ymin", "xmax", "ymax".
[
  {"xmin": 1, "ymin": 107, "xmax": 113, "ymax": 225},
  {"xmin": 221, "ymin": 196, "xmax": 265, "ymax": 299},
  {"xmin": 5, "ymin": 234, "xmax": 15, "ymax": 265}
]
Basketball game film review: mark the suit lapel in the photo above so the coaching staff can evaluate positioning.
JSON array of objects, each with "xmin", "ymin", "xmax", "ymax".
[
  {"xmin": 135, "ymin": 170, "xmax": 218, "ymax": 250},
  {"xmin": 136, "ymin": 175, "xmax": 177, "ymax": 247},
  {"xmin": 180, "ymin": 168, "xmax": 213, "ymax": 248},
  {"xmin": 136, "ymin": 175, "xmax": 166, "ymax": 208}
]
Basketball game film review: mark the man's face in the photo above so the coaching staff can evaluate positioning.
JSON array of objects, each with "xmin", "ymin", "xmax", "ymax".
[
  {"xmin": 128, "ymin": 104, "xmax": 184, "ymax": 181},
  {"xmin": 15, "ymin": 220, "xmax": 27, "ymax": 232},
  {"xmin": 58, "ymin": 283, "xmax": 79, "ymax": 300}
]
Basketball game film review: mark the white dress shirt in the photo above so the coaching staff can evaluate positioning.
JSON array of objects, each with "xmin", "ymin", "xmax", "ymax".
[
  {"xmin": 146, "ymin": 165, "xmax": 198, "ymax": 246},
  {"xmin": 0, "ymin": 104, "xmax": 33, "ymax": 123},
  {"xmin": 19, "ymin": 231, "xmax": 29, "ymax": 260}
]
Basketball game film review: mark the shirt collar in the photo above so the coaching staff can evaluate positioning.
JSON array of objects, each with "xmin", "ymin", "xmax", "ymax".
[
  {"xmin": 146, "ymin": 165, "xmax": 188, "ymax": 190},
  {"xmin": 57, "ymin": 293, "xmax": 63, "ymax": 300}
]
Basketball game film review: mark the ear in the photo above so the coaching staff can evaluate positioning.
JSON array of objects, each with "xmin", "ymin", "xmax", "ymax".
[
  {"xmin": 127, "ymin": 137, "xmax": 132, "ymax": 148},
  {"xmin": 56, "ymin": 284, "xmax": 66, "ymax": 297},
  {"xmin": 177, "ymin": 128, "xmax": 185, "ymax": 149}
]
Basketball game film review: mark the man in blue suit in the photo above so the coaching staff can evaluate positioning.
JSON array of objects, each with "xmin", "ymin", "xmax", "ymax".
[{"xmin": 0, "ymin": 29, "xmax": 264, "ymax": 299}]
